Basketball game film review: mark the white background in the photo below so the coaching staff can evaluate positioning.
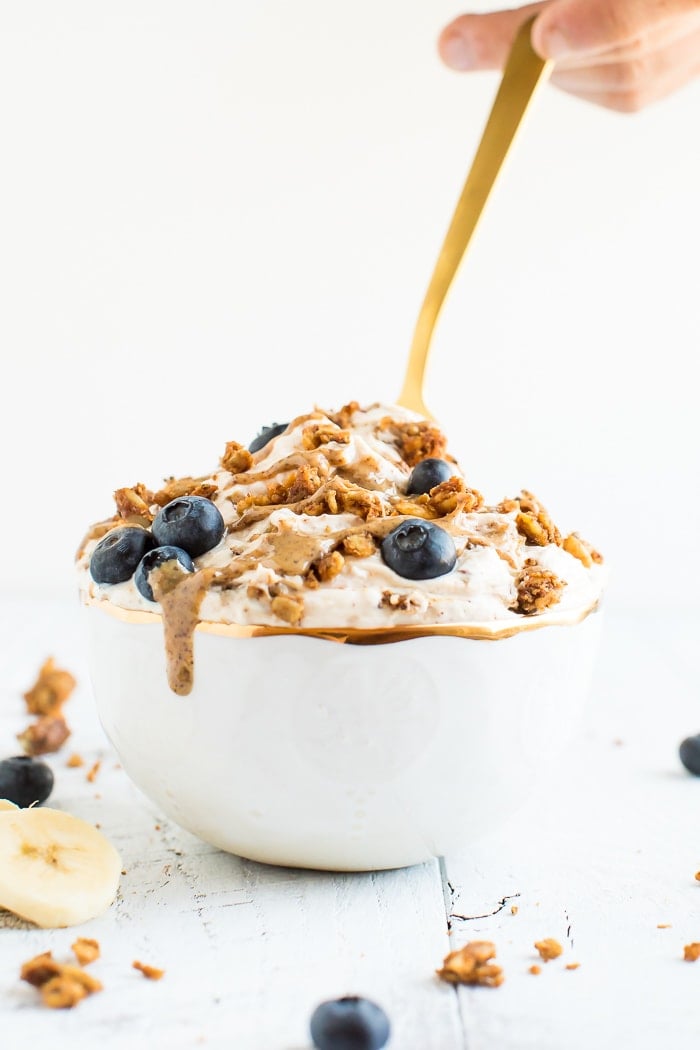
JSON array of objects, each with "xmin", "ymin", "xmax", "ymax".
[{"xmin": 1, "ymin": 0, "xmax": 698, "ymax": 609}]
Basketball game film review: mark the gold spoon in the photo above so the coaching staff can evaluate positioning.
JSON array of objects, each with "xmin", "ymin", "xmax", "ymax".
[{"xmin": 397, "ymin": 16, "xmax": 552, "ymax": 419}]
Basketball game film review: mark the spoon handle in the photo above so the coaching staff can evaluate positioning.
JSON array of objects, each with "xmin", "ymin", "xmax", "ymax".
[{"xmin": 398, "ymin": 16, "xmax": 552, "ymax": 419}]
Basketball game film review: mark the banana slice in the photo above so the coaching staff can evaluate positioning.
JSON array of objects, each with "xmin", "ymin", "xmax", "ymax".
[
  {"xmin": 0, "ymin": 800, "xmax": 19, "ymax": 811},
  {"xmin": 0, "ymin": 808, "xmax": 121, "ymax": 928}
]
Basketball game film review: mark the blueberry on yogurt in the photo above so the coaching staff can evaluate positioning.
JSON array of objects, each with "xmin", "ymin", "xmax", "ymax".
[
  {"xmin": 248, "ymin": 422, "xmax": 289, "ymax": 454},
  {"xmin": 90, "ymin": 527, "xmax": 155, "ymax": 584},
  {"xmin": 135, "ymin": 546, "xmax": 195, "ymax": 602},
  {"xmin": 152, "ymin": 496, "xmax": 224, "ymax": 558},
  {"xmin": 381, "ymin": 518, "xmax": 456, "ymax": 580},
  {"xmin": 406, "ymin": 457, "xmax": 453, "ymax": 495},
  {"xmin": 310, "ymin": 996, "xmax": 390, "ymax": 1050}
]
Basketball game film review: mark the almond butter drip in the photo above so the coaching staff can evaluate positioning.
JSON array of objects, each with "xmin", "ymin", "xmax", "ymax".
[
  {"xmin": 266, "ymin": 531, "xmax": 322, "ymax": 574},
  {"xmin": 150, "ymin": 564, "xmax": 216, "ymax": 696}
]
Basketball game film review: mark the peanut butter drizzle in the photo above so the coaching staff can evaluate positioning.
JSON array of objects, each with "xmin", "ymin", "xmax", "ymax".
[
  {"xmin": 266, "ymin": 531, "xmax": 321, "ymax": 574},
  {"xmin": 150, "ymin": 565, "xmax": 217, "ymax": 696}
]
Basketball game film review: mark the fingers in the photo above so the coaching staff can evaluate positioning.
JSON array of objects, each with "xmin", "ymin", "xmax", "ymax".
[
  {"xmin": 555, "ymin": 47, "xmax": 700, "ymax": 110},
  {"xmin": 532, "ymin": 0, "xmax": 700, "ymax": 60},
  {"xmin": 551, "ymin": 24, "xmax": 700, "ymax": 98},
  {"xmin": 438, "ymin": 2, "xmax": 550, "ymax": 71},
  {"xmin": 556, "ymin": 11, "xmax": 700, "ymax": 68}
]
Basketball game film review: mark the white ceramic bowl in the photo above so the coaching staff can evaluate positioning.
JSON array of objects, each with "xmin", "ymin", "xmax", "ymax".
[{"xmin": 84, "ymin": 601, "xmax": 602, "ymax": 871}]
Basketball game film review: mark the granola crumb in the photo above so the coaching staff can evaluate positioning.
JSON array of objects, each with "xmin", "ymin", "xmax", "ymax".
[
  {"xmin": 534, "ymin": 938, "xmax": 563, "ymax": 962},
  {"xmin": 565, "ymin": 962, "xmax": 581, "ymax": 971},
  {"xmin": 270, "ymin": 594, "xmax": 305, "ymax": 626},
  {"xmin": 133, "ymin": 960, "xmax": 165, "ymax": 980},
  {"xmin": 340, "ymin": 531, "xmax": 376, "ymax": 558},
  {"xmin": 86, "ymin": 760, "xmax": 101, "ymax": 784},
  {"xmin": 72, "ymin": 938, "xmax": 100, "ymax": 966},
  {"xmin": 562, "ymin": 532, "xmax": 594, "ymax": 568},
  {"xmin": 114, "ymin": 485, "xmax": 154, "ymax": 523},
  {"xmin": 657, "ymin": 924, "xmax": 672, "ymax": 929},
  {"xmin": 17, "ymin": 715, "xmax": 70, "ymax": 756},
  {"xmin": 21, "ymin": 952, "xmax": 61, "ymax": 987},
  {"xmin": 529, "ymin": 965, "xmax": 541, "ymax": 975},
  {"xmin": 513, "ymin": 560, "xmax": 565, "ymax": 615},
  {"xmin": 220, "ymin": 441, "xmax": 254, "ymax": 474},
  {"xmin": 152, "ymin": 476, "xmax": 217, "ymax": 507},
  {"xmin": 515, "ymin": 491, "xmax": 561, "ymax": 546},
  {"xmin": 379, "ymin": 590, "xmax": 420, "ymax": 613},
  {"xmin": 312, "ymin": 550, "xmax": 345, "ymax": 583},
  {"xmin": 510, "ymin": 905, "xmax": 519, "ymax": 915},
  {"xmin": 66, "ymin": 753, "xmax": 84, "ymax": 768},
  {"xmin": 683, "ymin": 943, "xmax": 700, "ymax": 962},
  {"xmin": 20, "ymin": 952, "xmax": 102, "ymax": 1009},
  {"xmin": 41, "ymin": 976, "xmax": 88, "ymax": 1009},
  {"xmin": 23, "ymin": 658, "xmax": 76, "ymax": 716},
  {"xmin": 436, "ymin": 941, "xmax": 504, "ymax": 988},
  {"xmin": 695, "ymin": 872, "xmax": 700, "ymax": 882},
  {"xmin": 389, "ymin": 420, "xmax": 448, "ymax": 467}
]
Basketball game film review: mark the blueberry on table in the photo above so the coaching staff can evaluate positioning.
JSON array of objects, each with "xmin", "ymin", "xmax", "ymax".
[
  {"xmin": 0, "ymin": 756, "xmax": 54, "ymax": 808},
  {"xmin": 152, "ymin": 496, "xmax": 224, "ymax": 558},
  {"xmin": 89, "ymin": 527, "xmax": 155, "ymax": 584},
  {"xmin": 248, "ymin": 422, "xmax": 289, "ymax": 454},
  {"xmin": 406, "ymin": 457, "xmax": 454, "ymax": 495},
  {"xmin": 381, "ymin": 518, "xmax": 457, "ymax": 580},
  {"xmin": 310, "ymin": 996, "xmax": 390, "ymax": 1050},
  {"xmin": 134, "ymin": 546, "xmax": 195, "ymax": 602},
  {"xmin": 679, "ymin": 735, "xmax": 700, "ymax": 775}
]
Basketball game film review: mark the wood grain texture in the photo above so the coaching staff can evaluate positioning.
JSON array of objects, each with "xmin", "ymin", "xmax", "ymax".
[{"xmin": 1, "ymin": 597, "xmax": 699, "ymax": 1048}]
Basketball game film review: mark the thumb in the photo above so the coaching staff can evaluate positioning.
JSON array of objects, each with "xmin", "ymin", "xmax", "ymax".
[{"xmin": 438, "ymin": 3, "xmax": 551, "ymax": 71}]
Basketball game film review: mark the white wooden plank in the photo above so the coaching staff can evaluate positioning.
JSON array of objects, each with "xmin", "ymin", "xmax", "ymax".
[
  {"xmin": 443, "ymin": 611, "xmax": 700, "ymax": 1050},
  {"xmin": 0, "ymin": 596, "xmax": 464, "ymax": 1049}
]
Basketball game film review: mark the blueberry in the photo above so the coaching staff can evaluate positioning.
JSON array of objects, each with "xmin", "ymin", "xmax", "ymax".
[
  {"xmin": 406, "ymin": 458, "xmax": 454, "ymax": 495},
  {"xmin": 248, "ymin": 422, "xmax": 288, "ymax": 454},
  {"xmin": 0, "ymin": 756, "xmax": 54, "ymax": 808},
  {"xmin": 90, "ymin": 527, "xmax": 155, "ymax": 584},
  {"xmin": 152, "ymin": 496, "xmax": 224, "ymax": 558},
  {"xmin": 134, "ymin": 546, "xmax": 195, "ymax": 602},
  {"xmin": 680, "ymin": 735, "xmax": 700, "ymax": 775},
  {"xmin": 381, "ymin": 518, "xmax": 456, "ymax": 580},
  {"xmin": 310, "ymin": 997, "xmax": 390, "ymax": 1050}
]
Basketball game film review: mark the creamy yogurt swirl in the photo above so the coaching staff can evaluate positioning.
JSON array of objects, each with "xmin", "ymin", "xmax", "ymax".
[{"xmin": 78, "ymin": 402, "xmax": 605, "ymax": 630}]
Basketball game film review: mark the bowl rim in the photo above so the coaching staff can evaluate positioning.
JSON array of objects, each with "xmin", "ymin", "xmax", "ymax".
[{"xmin": 83, "ymin": 594, "xmax": 601, "ymax": 645}]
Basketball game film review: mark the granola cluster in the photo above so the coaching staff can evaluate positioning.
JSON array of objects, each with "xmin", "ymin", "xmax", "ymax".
[
  {"xmin": 18, "ymin": 658, "xmax": 76, "ymax": 757},
  {"xmin": 79, "ymin": 402, "xmax": 604, "ymax": 630},
  {"xmin": 437, "ymin": 940, "xmax": 504, "ymax": 987},
  {"xmin": 20, "ymin": 942, "xmax": 165, "ymax": 1010}
]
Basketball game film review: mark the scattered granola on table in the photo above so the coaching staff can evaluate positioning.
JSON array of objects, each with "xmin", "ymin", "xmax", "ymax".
[
  {"xmin": 72, "ymin": 938, "xmax": 101, "ymax": 966},
  {"xmin": 86, "ymin": 760, "xmax": 101, "ymax": 783},
  {"xmin": 133, "ymin": 960, "xmax": 165, "ymax": 980},
  {"xmin": 683, "ymin": 943, "xmax": 700, "ymax": 962},
  {"xmin": 18, "ymin": 658, "xmax": 76, "ymax": 756},
  {"xmin": 20, "ymin": 950, "xmax": 102, "ymax": 1010},
  {"xmin": 534, "ymin": 938, "xmax": 563, "ymax": 962},
  {"xmin": 23, "ymin": 658, "xmax": 76, "ymax": 716},
  {"xmin": 437, "ymin": 941, "xmax": 504, "ymax": 988}
]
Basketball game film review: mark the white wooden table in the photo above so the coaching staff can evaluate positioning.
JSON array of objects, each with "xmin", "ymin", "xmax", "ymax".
[{"xmin": 1, "ymin": 595, "xmax": 699, "ymax": 1049}]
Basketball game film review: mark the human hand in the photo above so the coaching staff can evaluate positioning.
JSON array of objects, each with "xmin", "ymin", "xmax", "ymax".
[{"xmin": 438, "ymin": 0, "xmax": 700, "ymax": 111}]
